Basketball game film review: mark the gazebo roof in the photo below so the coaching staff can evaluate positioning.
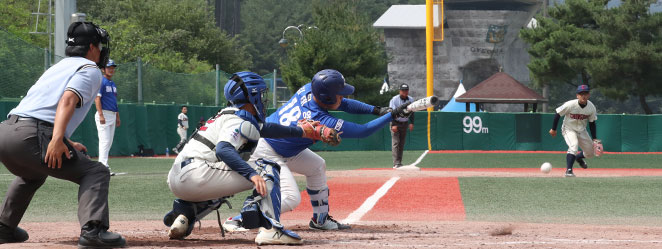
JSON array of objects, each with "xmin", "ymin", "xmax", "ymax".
[{"xmin": 456, "ymin": 72, "xmax": 547, "ymax": 104}]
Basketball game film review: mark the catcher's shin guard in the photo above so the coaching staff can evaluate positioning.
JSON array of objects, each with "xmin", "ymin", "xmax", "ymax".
[
  {"xmin": 165, "ymin": 198, "xmax": 229, "ymax": 238},
  {"xmin": 240, "ymin": 159, "xmax": 283, "ymax": 230}
]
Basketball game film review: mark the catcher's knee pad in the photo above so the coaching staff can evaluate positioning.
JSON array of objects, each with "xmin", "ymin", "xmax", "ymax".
[{"xmin": 241, "ymin": 159, "xmax": 283, "ymax": 230}]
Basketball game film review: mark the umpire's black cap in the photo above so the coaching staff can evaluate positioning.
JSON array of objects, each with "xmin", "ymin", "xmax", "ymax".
[
  {"xmin": 399, "ymin": 83, "xmax": 409, "ymax": 90},
  {"xmin": 66, "ymin": 22, "xmax": 109, "ymax": 46}
]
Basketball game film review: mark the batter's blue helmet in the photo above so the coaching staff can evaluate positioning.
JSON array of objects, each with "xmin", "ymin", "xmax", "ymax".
[
  {"xmin": 311, "ymin": 69, "xmax": 354, "ymax": 105},
  {"xmin": 224, "ymin": 72, "xmax": 268, "ymax": 122}
]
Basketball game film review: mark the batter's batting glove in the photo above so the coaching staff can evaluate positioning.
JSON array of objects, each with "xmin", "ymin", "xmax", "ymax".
[
  {"xmin": 391, "ymin": 102, "xmax": 411, "ymax": 119},
  {"xmin": 298, "ymin": 119, "xmax": 342, "ymax": 146},
  {"xmin": 372, "ymin": 106, "xmax": 392, "ymax": 116}
]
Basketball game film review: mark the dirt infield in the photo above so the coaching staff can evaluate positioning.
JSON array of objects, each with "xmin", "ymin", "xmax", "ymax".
[
  {"xmin": 4, "ymin": 168, "xmax": 662, "ymax": 248},
  {"xmin": 9, "ymin": 220, "xmax": 662, "ymax": 248}
]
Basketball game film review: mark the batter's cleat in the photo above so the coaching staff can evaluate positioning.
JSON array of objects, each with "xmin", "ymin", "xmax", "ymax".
[
  {"xmin": 168, "ymin": 214, "xmax": 193, "ymax": 239},
  {"xmin": 0, "ymin": 223, "xmax": 28, "ymax": 244},
  {"xmin": 392, "ymin": 164, "xmax": 403, "ymax": 169},
  {"xmin": 577, "ymin": 158, "xmax": 588, "ymax": 169},
  {"xmin": 77, "ymin": 221, "xmax": 126, "ymax": 249},
  {"xmin": 255, "ymin": 227, "xmax": 303, "ymax": 245},
  {"xmin": 309, "ymin": 216, "xmax": 351, "ymax": 230},
  {"xmin": 564, "ymin": 169, "xmax": 576, "ymax": 177},
  {"xmin": 222, "ymin": 217, "xmax": 249, "ymax": 232}
]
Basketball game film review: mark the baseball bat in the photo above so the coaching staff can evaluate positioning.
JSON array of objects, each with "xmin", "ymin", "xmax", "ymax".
[{"xmin": 405, "ymin": 96, "xmax": 439, "ymax": 113}]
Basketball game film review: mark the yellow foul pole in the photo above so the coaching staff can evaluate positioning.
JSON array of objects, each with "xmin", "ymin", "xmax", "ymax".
[{"xmin": 425, "ymin": 0, "xmax": 434, "ymax": 150}]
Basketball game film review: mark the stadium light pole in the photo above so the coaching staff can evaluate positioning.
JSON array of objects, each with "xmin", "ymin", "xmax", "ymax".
[{"xmin": 279, "ymin": 25, "xmax": 304, "ymax": 48}]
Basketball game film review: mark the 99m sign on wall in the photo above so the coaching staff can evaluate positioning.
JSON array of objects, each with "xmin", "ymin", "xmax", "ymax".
[{"xmin": 463, "ymin": 116, "xmax": 489, "ymax": 134}]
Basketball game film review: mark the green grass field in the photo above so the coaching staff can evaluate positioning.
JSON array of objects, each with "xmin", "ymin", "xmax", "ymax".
[{"xmin": 0, "ymin": 151, "xmax": 661, "ymax": 225}]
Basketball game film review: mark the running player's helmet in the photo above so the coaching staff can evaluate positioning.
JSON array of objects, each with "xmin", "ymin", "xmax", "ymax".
[
  {"xmin": 224, "ymin": 72, "xmax": 268, "ymax": 122},
  {"xmin": 311, "ymin": 69, "xmax": 355, "ymax": 105}
]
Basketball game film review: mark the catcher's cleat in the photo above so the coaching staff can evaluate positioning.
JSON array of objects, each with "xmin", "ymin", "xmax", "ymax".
[
  {"xmin": 564, "ymin": 169, "xmax": 576, "ymax": 177},
  {"xmin": 309, "ymin": 216, "xmax": 351, "ymax": 230},
  {"xmin": 222, "ymin": 217, "xmax": 249, "ymax": 232},
  {"xmin": 163, "ymin": 210, "xmax": 177, "ymax": 227},
  {"xmin": 255, "ymin": 227, "xmax": 303, "ymax": 245},
  {"xmin": 0, "ymin": 223, "xmax": 28, "ymax": 244},
  {"xmin": 168, "ymin": 214, "xmax": 193, "ymax": 239},
  {"xmin": 78, "ymin": 221, "xmax": 126, "ymax": 249},
  {"xmin": 577, "ymin": 158, "xmax": 588, "ymax": 169}
]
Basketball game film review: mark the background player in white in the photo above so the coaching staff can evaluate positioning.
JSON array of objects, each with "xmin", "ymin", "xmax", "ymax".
[
  {"xmin": 173, "ymin": 106, "xmax": 188, "ymax": 154},
  {"xmin": 94, "ymin": 59, "xmax": 120, "ymax": 175},
  {"xmin": 223, "ymin": 69, "xmax": 411, "ymax": 231},
  {"xmin": 549, "ymin": 84, "xmax": 598, "ymax": 177},
  {"xmin": 162, "ymin": 72, "xmax": 336, "ymax": 245}
]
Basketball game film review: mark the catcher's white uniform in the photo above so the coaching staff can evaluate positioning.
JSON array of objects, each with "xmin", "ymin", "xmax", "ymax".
[
  {"xmin": 168, "ymin": 108, "xmax": 260, "ymax": 202},
  {"xmin": 556, "ymin": 99, "xmax": 598, "ymax": 157}
]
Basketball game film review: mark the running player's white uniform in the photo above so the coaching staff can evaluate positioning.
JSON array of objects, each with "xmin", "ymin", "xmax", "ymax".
[
  {"xmin": 168, "ymin": 108, "xmax": 260, "ymax": 202},
  {"xmin": 556, "ymin": 99, "xmax": 597, "ymax": 157}
]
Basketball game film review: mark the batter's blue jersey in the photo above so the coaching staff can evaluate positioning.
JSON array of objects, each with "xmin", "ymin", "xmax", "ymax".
[{"xmin": 265, "ymin": 83, "xmax": 392, "ymax": 157}]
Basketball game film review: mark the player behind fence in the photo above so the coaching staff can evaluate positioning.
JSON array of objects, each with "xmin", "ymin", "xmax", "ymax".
[
  {"xmin": 549, "ymin": 84, "xmax": 599, "ymax": 177},
  {"xmin": 162, "ymin": 72, "xmax": 338, "ymax": 245}
]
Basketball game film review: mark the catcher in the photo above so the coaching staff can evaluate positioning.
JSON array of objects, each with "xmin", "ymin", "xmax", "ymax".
[
  {"xmin": 223, "ymin": 69, "xmax": 411, "ymax": 232},
  {"xmin": 549, "ymin": 84, "xmax": 600, "ymax": 177},
  {"xmin": 163, "ymin": 72, "xmax": 338, "ymax": 245}
]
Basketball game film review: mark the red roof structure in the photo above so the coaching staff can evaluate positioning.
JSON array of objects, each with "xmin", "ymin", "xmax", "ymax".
[{"xmin": 456, "ymin": 72, "xmax": 547, "ymax": 112}]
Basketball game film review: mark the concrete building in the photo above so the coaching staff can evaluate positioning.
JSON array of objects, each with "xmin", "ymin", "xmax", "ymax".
[{"xmin": 374, "ymin": 1, "xmax": 542, "ymax": 112}]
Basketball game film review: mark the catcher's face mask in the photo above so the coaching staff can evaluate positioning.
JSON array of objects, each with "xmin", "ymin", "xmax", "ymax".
[{"xmin": 66, "ymin": 22, "xmax": 110, "ymax": 68}]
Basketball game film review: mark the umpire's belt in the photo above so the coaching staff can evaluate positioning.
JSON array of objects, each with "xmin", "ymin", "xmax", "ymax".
[
  {"xmin": 180, "ymin": 158, "xmax": 194, "ymax": 169},
  {"xmin": 8, "ymin": 115, "xmax": 53, "ymax": 127}
]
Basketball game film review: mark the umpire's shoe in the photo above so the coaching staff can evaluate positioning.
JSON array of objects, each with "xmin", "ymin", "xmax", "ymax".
[
  {"xmin": 78, "ymin": 221, "xmax": 126, "ymax": 248},
  {"xmin": 309, "ymin": 216, "xmax": 351, "ymax": 230},
  {"xmin": 0, "ymin": 222, "xmax": 28, "ymax": 244}
]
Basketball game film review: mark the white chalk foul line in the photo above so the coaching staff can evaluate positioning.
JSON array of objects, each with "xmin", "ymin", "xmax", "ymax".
[
  {"xmin": 341, "ymin": 176, "xmax": 400, "ymax": 224},
  {"xmin": 407, "ymin": 150, "xmax": 429, "ymax": 167}
]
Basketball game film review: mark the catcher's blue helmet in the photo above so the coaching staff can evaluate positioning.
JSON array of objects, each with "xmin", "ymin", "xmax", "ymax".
[
  {"xmin": 311, "ymin": 69, "xmax": 354, "ymax": 105},
  {"xmin": 224, "ymin": 72, "xmax": 268, "ymax": 122}
]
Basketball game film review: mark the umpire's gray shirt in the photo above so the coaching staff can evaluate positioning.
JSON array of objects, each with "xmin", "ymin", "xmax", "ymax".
[
  {"xmin": 389, "ymin": 95, "xmax": 415, "ymax": 123},
  {"xmin": 9, "ymin": 57, "xmax": 102, "ymax": 137}
]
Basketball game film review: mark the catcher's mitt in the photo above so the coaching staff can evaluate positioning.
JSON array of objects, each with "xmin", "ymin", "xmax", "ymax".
[
  {"xmin": 593, "ymin": 139, "xmax": 603, "ymax": 157},
  {"xmin": 297, "ymin": 119, "xmax": 341, "ymax": 146}
]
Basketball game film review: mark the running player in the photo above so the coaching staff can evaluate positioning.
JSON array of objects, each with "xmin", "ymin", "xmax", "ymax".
[{"xmin": 549, "ymin": 85, "xmax": 598, "ymax": 177}]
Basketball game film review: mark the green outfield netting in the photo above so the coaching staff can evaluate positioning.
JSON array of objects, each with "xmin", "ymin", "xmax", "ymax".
[
  {"xmin": 0, "ymin": 28, "xmax": 47, "ymax": 100},
  {"xmin": 0, "ymin": 27, "xmax": 286, "ymax": 107}
]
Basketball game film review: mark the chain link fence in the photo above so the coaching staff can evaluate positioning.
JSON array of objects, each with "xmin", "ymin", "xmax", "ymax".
[{"xmin": 0, "ymin": 28, "xmax": 290, "ymax": 108}]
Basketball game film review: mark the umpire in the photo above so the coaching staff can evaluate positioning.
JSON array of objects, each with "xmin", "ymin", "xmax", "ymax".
[
  {"xmin": 0, "ymin": 22, "xmax": 125, "ymax": 247},
  {"xmin": 389, "ymin": 84, "xmax": 415, "ymax": 169}
]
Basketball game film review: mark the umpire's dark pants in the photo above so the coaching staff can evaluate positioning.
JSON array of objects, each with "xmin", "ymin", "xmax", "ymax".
[
  {"xmin": 391, "ymin": 121, "xmax": 409, "ymax": 166},
  {"xmin": 0, "ymin": 115, "xmax": 110, "ymax": 229}
]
